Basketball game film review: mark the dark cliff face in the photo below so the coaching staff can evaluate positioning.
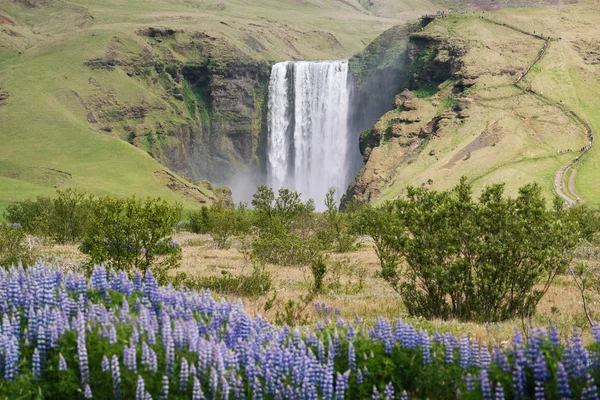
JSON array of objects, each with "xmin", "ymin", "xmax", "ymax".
[{"xmin": 144, "ymin": 61, "xmax": 270, "ymax": 187}]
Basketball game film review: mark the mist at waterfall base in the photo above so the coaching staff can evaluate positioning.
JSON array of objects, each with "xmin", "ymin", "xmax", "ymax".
[
  {"xmin": 265, "ymin": 60, "xmax": 359, "ymax": 210},
  {"xmin": 228, "ymin": 57, "xmax": 405, "ymax": 209}
]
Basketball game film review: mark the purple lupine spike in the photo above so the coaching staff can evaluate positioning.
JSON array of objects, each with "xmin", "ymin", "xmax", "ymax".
[
  {"xmin": 179, "ymin": 358, "xmax": 190, "ymax": 392},
  {"xmin": 534, "ymin": 354, "xmax": 548, "ymax": 383},
  {"xmin": 557, "ymin": 362, "xmax": 571, "ymax": 399},
  {"xmin": 513, "ymin": 364, "xmax": 525, "ymax": 400},
  {"xmin": 480, "ymin": 369, "xmax": 492, "ymax": 399},
  {"xmin": 372, "ymin": 386, "xmax": 380, "ymax": 400},
  {"xmin": 357, "ymin": 369, "xmax": 364, "ymax": 385},
  {"xmin": 160, "ymin": 375, "xmax": 169, "ymax": 400},
  {"xmin": 400, "ymin": 390, "xmax": 409, "ymax": 400},
  {"xmin": 84, "ymin": 384, "xmax": 93, "ymax": 399},
  {"xmin": 136, "ymin": 375, "xmax": 145, "ymax": 400},
  {"xmin": 166, "ymin": 336, "xmax": 175, "ymax": 377},
  {"xmin": 58, "ymin": 353, "xmax": 68, "ymax": 371},
  {"xmin": 550, "ymin": 324, "xmax": 561, "ymax": 347},
  {"xmin": 334, "ymin": 370, "xmax": 350, "ymax": 400},
  {"xmin": 480, "ymin": 343, "xmax": 491, "ymax": 370},
  {"xmin": 420, "ymin": 330, "xmax": 431, "ymax": 365},
  {"xmin": 465, "ymin": 373, "xmax": 475, "ymax": 392},
  {"xmin": 583, "ymin": 375, "xmax": 599, "ymax": 400},
  {"xmin": 252, "ymin": 376, "xmax": 263, "ymax": 400},
  {"xmin": 111, "ymin": 355, "xmax": 122, "ymax": 400},
  {"xmin": 534, "ymin": 382, "xmax": 545, "ymax": 400},
  {"xmin": 192, "ymin": 376, "xmax": 205, "ymax": 400},
  {"xmin": 495, "ymin": 383, "xmax": 505, "ymax": 400},
  {"xmin": 32, "ymin": 347, "xmax": 41, "ymax": 379},
  {"xmin": 348, "ymin": 342, "xmax": 356, "ymax": 371},
  {"xmin": 384, "ymin": 382, "xmax": 395, "ymax": 400},
  {"xmin": 445, "ymin": 338, "xmax": 454, "ymax": 364}
]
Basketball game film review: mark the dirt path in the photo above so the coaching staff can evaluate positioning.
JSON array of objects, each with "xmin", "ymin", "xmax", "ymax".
[
  {"xmin": 484, "ymin": 17, "xmax": 593, "ymax": 206},
  {"xmin": 421, "ymin": 14, "xmax": 595, "ymax": 204}
]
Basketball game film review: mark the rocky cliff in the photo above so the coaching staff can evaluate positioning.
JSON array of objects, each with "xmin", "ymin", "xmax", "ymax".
[{"xmin": 79, "ymin": 29, "xmax": 271, "ymax": 189}]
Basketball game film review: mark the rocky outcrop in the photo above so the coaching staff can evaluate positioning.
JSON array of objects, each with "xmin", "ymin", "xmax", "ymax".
[
  {"xmin": 343, "ymin": 30, "xmax": 468, "ymax": 206},
  {"xmin": 81, "ymin": 32, "xmax": 270, "ymax": 188}
]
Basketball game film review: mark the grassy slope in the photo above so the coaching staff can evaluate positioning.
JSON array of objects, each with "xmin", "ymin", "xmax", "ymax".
[
  {"xmin": 367, "ymin": 1, "xmax": 599, "ymax": 205},
  {"xmin": 0, "ymin": 0, "xmax": 439, "ymax": 213}
]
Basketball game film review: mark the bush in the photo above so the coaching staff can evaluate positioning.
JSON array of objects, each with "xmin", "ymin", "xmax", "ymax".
[
  {"xmin": 251, "ymin": 186, "xmax": 322, "ymax": 266},
  {"xmin": 198, "ymin": 202, "xmax": 253, "ymax": 249},
  {"xmin": 80, "ymin": 196, "xmax": 182, "ymax": 281},
  {"xmin": 0, "ymin": 223, "xmax": 37, "ymax": 267},
  {"xmin": 48, "ymin": 189, "xmax": 95, "ymax": 244},
  {"xmin": 4, "ymin": 189, "xmax": 94, "ymax": 244},
  {"xmin": 365, "ymin": 177, "xmax": 600, "ymax": 322},
  {"xmin": 321, "ymin": 188, "xmax": 357, "ymax": 253},
  {"xmin": 310, "ymin": 253, "xmax": 328, "ymax": 293},
  {"xmin": 4, "ymin": 196, "xmax": 53, "ymax": 238},
  {"xmin": 188, "ymin": 206, "xmax": 211, "ymax": 234}
]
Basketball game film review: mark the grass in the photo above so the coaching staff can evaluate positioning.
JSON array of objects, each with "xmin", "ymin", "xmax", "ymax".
[
  {"xmin": 40, "ymin": 230, "xmax": 600, "ymax": 343},
  {"xmin": 0, "ymin": 0, "xmax": 442, "ymax": 211},
  {"xmin": 361, "ymin": 2, "xmax": 599, "ymax": 205}
]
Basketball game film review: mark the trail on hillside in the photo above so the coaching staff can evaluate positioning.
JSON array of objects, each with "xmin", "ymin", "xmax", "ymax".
[{"xmin": 481, "ymin": 16, "xmax": 594, "ymax": 205}]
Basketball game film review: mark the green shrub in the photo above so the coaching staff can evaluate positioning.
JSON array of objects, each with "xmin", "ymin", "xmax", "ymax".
[
  {"xmin": 310, "ymin": 253, "xmax": 328, "ymax": 293},
  {"xmin": 0, "ymin": 223, "xmax": 37, "ymax": 267},
  {"xmin": 48, "ymin": 189, "xmax": 95, "ymax": 244},
  {"xmin": 80, "ymin": 196, "xmax": 183, "ymax": 282},
  {"xmin": 4, "ymin": 196, "xmax": 53, "ymax": 238},
  {"xmin": 251, "ymin": 186, "xmax": 321, "ymax": 266},
  {"xmin": 188, "ymin": 206, "xmax": 211, "ymax": 234},
  {"xmin": 4, "ymin": 189, "xmax": 94, "ymax": 244},
  {"xmin": 321, "ymin": 188, "xmax": 357, "ymax": 253},
  {"xmin": 364, "ymin": 177, "xmax": 600, "ymax": 322},
  {"xmin": 196, "ymin": 202, "xmax": 253, "ymax": 249}
]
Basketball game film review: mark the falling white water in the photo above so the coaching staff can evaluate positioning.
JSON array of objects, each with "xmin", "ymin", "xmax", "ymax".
[{"xmin": 267, "ymin": 60, "xmax": 351, "ymax": 208}]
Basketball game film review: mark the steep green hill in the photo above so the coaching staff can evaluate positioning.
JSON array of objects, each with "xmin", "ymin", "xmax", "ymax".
[
  {"xmin": 0, "ymin": 0, "xmax": 440, "ymax": 212},
  {"xmin": 346, "ymin": 0, "xmax": 600, "ymax": 207}
]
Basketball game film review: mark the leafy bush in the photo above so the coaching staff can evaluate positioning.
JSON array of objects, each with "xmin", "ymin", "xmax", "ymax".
[
  {"xmin": 364, "ymin": 177, "xmax": 599, "ymax": 322},
  {"xmin": 321, "ymin": 188, "xmax": 357, "ymax": 253},
  {"xmin": 0, "ymin": 223, "xmax": 37, "ymax": 266},
  {"xmin": 250, "ymin": 186, "xmax": 321, "ymax": 266},
  {"xmin": 310, "ymin": 253, "xmax": 328, "ymax": 293},
  {"xmin": 188, "ymin": 206, "xmax": 211, "ymax": 234},
  {"xmin": 4, "ymin": 189, "xmax": 94, "ymax": 244},
  {"xmin": 80, "ymin": 196, "xmax": 182, "ymax": 281},
  {"xmin": 4, "ymin": 196, "xmax": 53, "ymax": 238}
]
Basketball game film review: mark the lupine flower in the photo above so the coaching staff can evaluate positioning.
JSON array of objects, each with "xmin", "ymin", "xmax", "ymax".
[
  {"xmin": 495, "ymin": 383, "xmax": 505, "ymax": 400},
  {"xmin": 136, "ymin": 375, "xmax": 146, "ymax": 400},
  {"xmin": 180, "ymin": 357, "xmax": 190, "ymax": 392},
  {"xmin": 192, "ymin": 376, "xmax": 205, "ymax": 400},
  {"xmin": 83, "ymin": 384, "xmax": 93, "ymax": 399},
  {"xmin": 348, "ymin": 342, "xmax": 356, "ymax": 371},
  {"xmin": 111, "ymin": 354, "xmax": 122, "ymax": 400},
  {"xmin": 160, "ymin": 375, "xmax": 169, "ymax": 400},
  {"xmin": 557, "ymin": 362, "xmax": 571, "ymax": 399},
  {"xmin": 32, "ymin": 347, "xmax": 41, "ymax": 379},
  {"xmin": 58, "ymin": 353, "xmax": 68, "ymax": 371},
  {"xmin": 372, "ymin": 386, "xmax": 380, "ymax": 400},
  {"xmin": 384, "ymin": 382, "xmax": 395, "ymax": 400}
]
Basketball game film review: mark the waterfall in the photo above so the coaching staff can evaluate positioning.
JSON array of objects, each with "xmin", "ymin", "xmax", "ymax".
[{"xmin": 267, "ymin": 60, "xmax": 351, "ymax": 208}]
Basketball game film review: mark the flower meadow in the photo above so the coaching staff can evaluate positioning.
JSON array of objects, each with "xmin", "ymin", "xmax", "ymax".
[{"xmin": 1, "ymin": 264, "xmax": 600, "ymax": 399}]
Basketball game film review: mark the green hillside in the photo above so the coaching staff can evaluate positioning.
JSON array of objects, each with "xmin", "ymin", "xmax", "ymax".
[
  {"xmin": 0, "ymin": 0, "xmax": 440, "ymax": 213},
  {"xmin": 347, "ymin": 0, "xmax": 600, "ymax": 207}
]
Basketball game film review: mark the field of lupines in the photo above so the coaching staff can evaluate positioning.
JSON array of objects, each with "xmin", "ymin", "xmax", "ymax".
[{"xmin": 0, "ymin": 264, "xmax": 600, "ymax": 399}]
